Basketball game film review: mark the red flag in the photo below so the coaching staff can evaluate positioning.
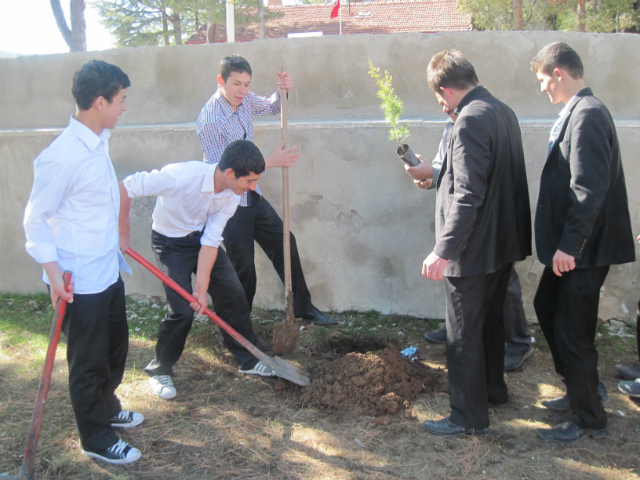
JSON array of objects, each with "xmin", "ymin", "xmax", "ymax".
[{"xmin": 330, "ymin": 0, "xmax": 340, "ymax": 18}]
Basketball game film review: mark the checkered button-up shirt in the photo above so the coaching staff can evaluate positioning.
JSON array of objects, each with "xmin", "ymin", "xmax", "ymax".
[{"xmin": 195, "ymin": 88, "xmax": 281, "ymax": 206}]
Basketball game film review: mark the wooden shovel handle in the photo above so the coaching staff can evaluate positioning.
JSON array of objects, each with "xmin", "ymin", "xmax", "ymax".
[{"xmin": 280, "ymin": 69, "xmax": 294, "ymax": 319}]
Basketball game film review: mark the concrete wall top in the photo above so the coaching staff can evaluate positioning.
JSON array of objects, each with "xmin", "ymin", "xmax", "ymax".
[{"xmin": 1, "ymin": 31, "xmax": 639, "ymax": 130}]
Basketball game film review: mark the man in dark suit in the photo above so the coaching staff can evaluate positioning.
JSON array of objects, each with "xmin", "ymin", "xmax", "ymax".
[
  {"xmin": 531, "ymin": 42, "xmax": 635, "ymax": 443},
  {"xmin": 422, "ymin": 50, "xmax": 532, "ymax": 436}
]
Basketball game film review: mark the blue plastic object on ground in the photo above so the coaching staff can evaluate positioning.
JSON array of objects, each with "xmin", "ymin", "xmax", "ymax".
[{"xmin": 401, "ymin": 346, "xmax": 417, "ymax": 358}]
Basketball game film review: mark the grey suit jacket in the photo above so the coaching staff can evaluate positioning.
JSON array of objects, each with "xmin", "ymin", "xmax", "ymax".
[
  {"xmin": 535, "ymin": 88, "xmax": 635, "ymax": 268},
  {"xmin": 435, "ymin": 86, "xmax": 532, "ymax": 277}
]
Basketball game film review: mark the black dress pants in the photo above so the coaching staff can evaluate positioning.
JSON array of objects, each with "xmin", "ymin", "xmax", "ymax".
[
  {"xmin": 61, "ymin": 276, "xmax": 127, "ymax": 452},
  {"xmin": 445, "ymin": 263, "xmax": 512, "ymax": 430},
  {"xmin": 504, "ymin": 266, "xmax": 532, "ymax": 356},
  {"xmin": 222, "ymin": 190, "xmax": 313, "ymax": 317},
  {"xmin": 636, "ymin": 297, "xmax": 640, "ymax": 363},
  {"xmin": 534, "ymin": 265, "xmax": 610, "ymax": 429},
  {"xmin": 145, "ymin": 230, "xmax": 259, "ymax": 374}
]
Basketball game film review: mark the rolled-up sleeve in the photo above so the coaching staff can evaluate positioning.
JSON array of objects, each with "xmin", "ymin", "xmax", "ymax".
[
  {"xmin": 247, "ymin": 91, "xmax": 281, "ymax": 116},
  {"xmin": 23, "ymin": 159, "xmax": 73, "ymax": 264},
  {"xmin": 123, "ymin": 168, "xmax": 180, "ymax": 199},
  {"xmin": 201, "ymin": 195, "xmax": 240, "ymax": 248}
]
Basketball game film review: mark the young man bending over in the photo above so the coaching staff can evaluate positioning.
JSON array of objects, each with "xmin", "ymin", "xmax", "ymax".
[
  {"xmin": 195, "ymin": 55, "xmax": 336, "ymax": 325},
  {"xmin": 119, "ymin": 140, "xmax": 271, "ymax": 401},
  {"xmin": 23, "ymin": 60, "xmax": 143, "ymax": 465}
]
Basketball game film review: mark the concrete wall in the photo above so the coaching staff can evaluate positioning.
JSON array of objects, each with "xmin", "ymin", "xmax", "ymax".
[{"xmin": 2, "ymin": 32, "xmax": 639, "ymax": 322}]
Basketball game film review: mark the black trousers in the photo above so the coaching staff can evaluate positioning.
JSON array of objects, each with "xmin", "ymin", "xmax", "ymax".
[
  {"xmin": 222, "ymin": 190, "xmax": 312, "ymax": 317},
  {"xmin": 145, "ymin": 230, "xmax": 259, "ymax": 374},
  {"xmin": 504, "ymin": 266, "xmax": 531, "ymax": 356},
  {"xmin": 445, "ymin": 263, "xmax": 512, "ymax": 430},
  {"xmin": 534, "ymin": 265, "xmax": 610, "ymax": 429},
  {"xmin": 636, "ymin": 297, "xmax": 640, "ymax": 363},
  {"xmin": 61, "ymin": 276, "xmax": 127, "ymax": 452}
]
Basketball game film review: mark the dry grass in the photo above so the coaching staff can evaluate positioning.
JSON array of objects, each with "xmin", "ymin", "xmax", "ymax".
[{"xmin": 1, "ymin": 293, "xmax": 640, "ymax": 479}]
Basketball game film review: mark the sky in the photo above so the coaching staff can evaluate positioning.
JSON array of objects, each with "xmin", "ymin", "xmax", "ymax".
[{"xmin": 0, "ymin": 0, "xmax": 115, "ymax": 56}]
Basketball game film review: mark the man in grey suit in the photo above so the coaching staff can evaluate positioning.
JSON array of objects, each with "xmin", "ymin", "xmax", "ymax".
[
  {"xmin": 531, "ymin": 42, "xmax": 635, "ymax": 443},
  {"xmin": 422, "ymin": 50, "xmax": 531, "ymax": 436}
]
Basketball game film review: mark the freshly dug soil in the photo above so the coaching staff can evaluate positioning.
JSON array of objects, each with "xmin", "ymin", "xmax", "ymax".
[{"xmin": 301, "ymin": 342, "xmax": 441, "ymax": 417}]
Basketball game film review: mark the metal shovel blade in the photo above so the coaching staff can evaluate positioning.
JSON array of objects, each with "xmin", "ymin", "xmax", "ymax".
[{"xmin": 261, "ymin": 354, "xmax": 310, "ymax": 386}]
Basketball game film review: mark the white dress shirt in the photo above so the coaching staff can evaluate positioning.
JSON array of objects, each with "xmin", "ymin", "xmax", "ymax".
[
  {"xmin": 122, "ymin": 162, "xmax": 240, "ymax": 248},
  {"xmin": 23, "ymin": 116, "xmax": 131, "ymax": 294}
]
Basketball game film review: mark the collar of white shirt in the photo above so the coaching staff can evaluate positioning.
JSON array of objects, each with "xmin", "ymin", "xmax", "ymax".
[{"xmin": 68, "ymin": 115, "xmax": 110, "ymax": 151}]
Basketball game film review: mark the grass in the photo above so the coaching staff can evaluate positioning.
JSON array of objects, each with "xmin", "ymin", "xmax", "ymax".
[{"xmin": 1, "ymin": 292, "xmax": 640, "ymax": 479}]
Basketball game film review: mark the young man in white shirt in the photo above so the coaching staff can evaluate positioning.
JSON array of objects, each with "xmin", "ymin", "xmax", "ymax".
[
  {"xmin": 23, "ymin": 60, "xmax": 143, "ymax": 465},
  {"xmin": 119, "ymin": 140, "xmax": 269, "ymax": 401}
]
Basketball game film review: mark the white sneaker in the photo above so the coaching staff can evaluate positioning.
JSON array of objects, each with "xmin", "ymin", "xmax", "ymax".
[
  {"xmin": 110, "ymin": 410, "xmax": 144, "ymax": 428},
  {"xmin": 83, "ymin": 439, "xmax": 141, "ymax": 464},
  {"xmin": 239, "ymin": 361, "xmax": 275, "ymax": 377},
  {"xmin": 149, "ymin": 375, "xmax": 176, "ymax": 399}
]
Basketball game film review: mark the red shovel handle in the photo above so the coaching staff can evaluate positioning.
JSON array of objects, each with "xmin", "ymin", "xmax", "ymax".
[
  {"xmin": 22, "ymin": 271, "xmax": 72, "ymax": 479},
  {"xmin": 125, "ymin": 248, "xmax": 266, "ymax": 363}
]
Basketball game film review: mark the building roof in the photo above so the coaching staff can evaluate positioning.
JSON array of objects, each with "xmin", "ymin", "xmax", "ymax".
[{"xmin": 186, "ymin": 0, "xmax": 471, "ymax": 44}]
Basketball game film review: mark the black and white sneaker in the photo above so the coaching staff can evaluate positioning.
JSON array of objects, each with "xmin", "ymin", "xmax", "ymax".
[
  {"xmin": 111, "ymin": 410, "xmax": 144, "ymax": 428},
  {"xmin": 83, "ymin": 439, "xmax": 141, "ymax": 464}
]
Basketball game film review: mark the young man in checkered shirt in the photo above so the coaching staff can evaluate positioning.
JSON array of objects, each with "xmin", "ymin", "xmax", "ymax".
[{"xmin": 195, "ymin": 55, "xmax": 336, "ymax": 326}]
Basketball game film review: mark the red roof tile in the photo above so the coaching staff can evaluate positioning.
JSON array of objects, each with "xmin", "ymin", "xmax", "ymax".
[{"xmin": 186, "ymin": 0, "xmax": 471, "ymax": 44}]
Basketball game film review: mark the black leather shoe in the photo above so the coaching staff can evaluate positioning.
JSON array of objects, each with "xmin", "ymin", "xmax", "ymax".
[
  {"xmin": 424, "ymin": 325, "xmax": 446, "ymax": 344},
  {"xmin": 300, "ymin": 306, "xmax": 337, "ymax": 325},
  {"xmin": 618, "ymin": 379, "xmax": 640, "ymax": 397},
  {"xmin": 615, "ymin": 363, "xmax": 640, "ymax": 381},
  {"xmin": 537, "ymin": 421, "xmax": 607, "ymax": 443},
  {"xmin": 504, "ymin": 345, "xmax": 534, "ymax": 372},
  {"xmin": 423, "ymin": 417, "xmax": 489, "ymax": 437},
  {"xmin": 541, "ymin": 382, "xmax": 609, "ymax": 411}
]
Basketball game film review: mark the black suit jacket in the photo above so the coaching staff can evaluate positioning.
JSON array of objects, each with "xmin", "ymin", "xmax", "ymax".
[
  {"xmin": 535, "ymin": 88, "xmax": 635, "ymax": 268},
  {"xmin": 435, "ymin": 86, "xmax": 532, "ymax": 277}
]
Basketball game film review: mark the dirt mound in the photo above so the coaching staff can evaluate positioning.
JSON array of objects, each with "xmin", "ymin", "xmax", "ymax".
[{"xmin": 301, "ymin": 343, "xmax": 440, "ymax": 416}]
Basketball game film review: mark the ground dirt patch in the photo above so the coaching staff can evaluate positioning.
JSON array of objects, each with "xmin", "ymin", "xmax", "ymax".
[{"xmin": 301, "ymin": 340, "xmax": 441, "ymax": 417}]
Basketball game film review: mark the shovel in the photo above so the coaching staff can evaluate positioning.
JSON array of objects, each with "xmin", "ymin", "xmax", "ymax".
[
  {"xmin": 273, "ymin": 68, "xmax": 302, "ymax": 355},
  {"xmin": 1, "ymin": 272, "xmax": 72, "ymax": 480},
  {"xmin": 126, "ymin": 248, "xmax": 310, "ymax": 386}
]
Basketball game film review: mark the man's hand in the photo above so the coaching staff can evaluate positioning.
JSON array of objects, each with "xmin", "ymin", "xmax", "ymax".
[
  {"xmin": 119, "ymin": 231, "xmax": 131, "ymax": 255},
  {"xmin": 415, "ymin": 178, "xmax": 433, "ymax": 190},
  {"xmin": 404, "ymin": 154, "xmax": 433, "ymax": 183},
  {"xmin": 265, "ymin": 140, "xmax": 300, "ymax": 169},
  {"xmin": 422, "ymin": 251, "xmax": 449, "ymax": 281},
  {"xmin": 277, "ymin": 71, "xmax": 293, "ymax": 92},
  {"xmin": 42, "ymin": 261, "xmax": 74, "ymax": 308},
  {"xmin": 552, "ymin": 249, "xmax": 575, "ymax": 277},
  {"xmin": 190, "ymin": 291, "xmax": 209, "ymax": 316}
]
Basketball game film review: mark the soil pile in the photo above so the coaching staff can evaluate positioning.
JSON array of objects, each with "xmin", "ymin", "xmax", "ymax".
[{"xmin": 302, "ymin": 343, "xmax": 440, "ymax": 416}]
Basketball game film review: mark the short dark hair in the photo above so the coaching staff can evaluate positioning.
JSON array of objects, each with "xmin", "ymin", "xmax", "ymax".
[
  {"xmin": 427, "ymin": 50, "xmax": 479, "ymax": 93},
  {"xmin": 218, "ymin": 140, "xmax": 265, "ymax": 178},
  {"xmin": 531, "ymin": 42, "xmax": 584, "ymax": 80},
  {"xmin": 72, "ymin": 60, "xmax": 131, "ymax": 111},
  {"xmin": 219, "ymin": 55, "xmax": 252, "ymax": 82}
]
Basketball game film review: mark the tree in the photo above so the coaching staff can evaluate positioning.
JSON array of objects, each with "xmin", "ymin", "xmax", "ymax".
[
  {"xmin": 458, "ymin": 0, "xmax": 639, "ymax": 31},
  {"xmin": 96, "ymin": 0, "xmax": 277, "ymax": 47},
  {"xmin": 550, "ymin": 0, "xmax": 639, "ymax": 32},
  {"xmin": 513, "ymin": 0, "xmax": 524, "ymax": 29},
  {"xmin": 50, "ymin": 0, "xmax": 87, "ymax": 51}
]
